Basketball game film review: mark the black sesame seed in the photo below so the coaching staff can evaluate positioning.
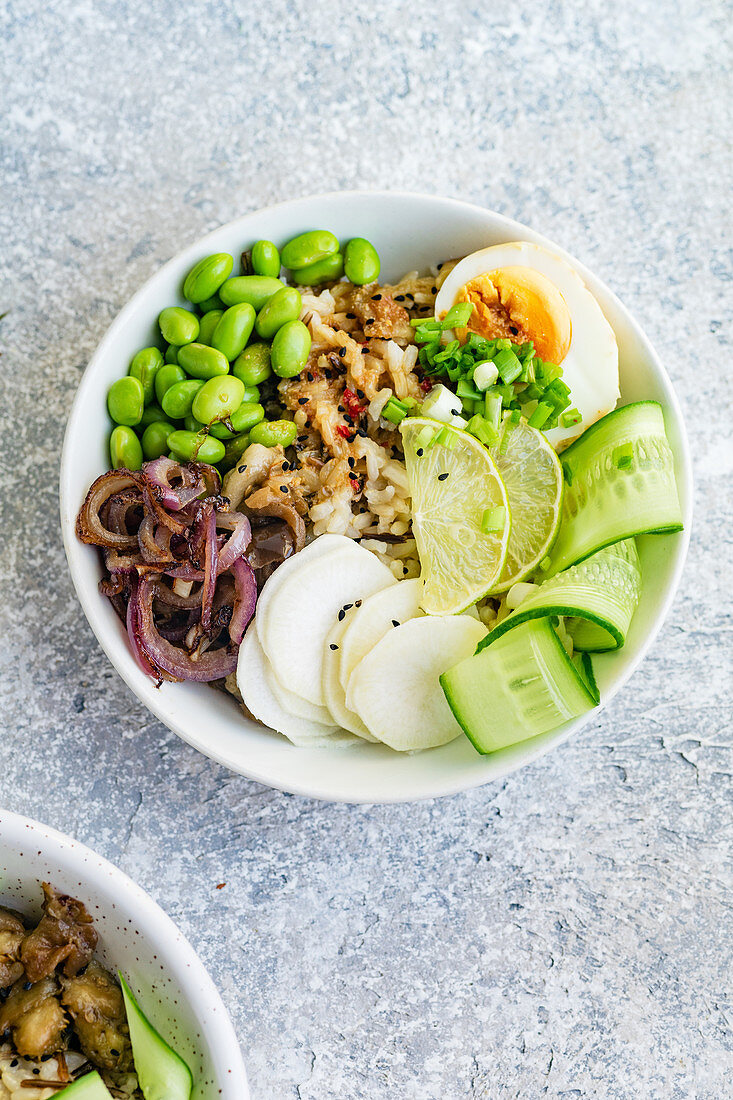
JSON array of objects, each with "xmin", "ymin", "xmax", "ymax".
[
  {"xmin": 365, "ymin": 318, "xmax": 374, "ymax": 325},
  {"xmin": 395, "ymin": 294, "xmax": 405, "ymax": 301},
  {"xmin": 416, "ymin": 448, "xmax": 424, "ymax": 457},
  {"xmin": 403, "ymin": 565, "xmax": 409, "ymax": 574},
  {"xmin": 356, "ymin": 388, "xmax": 365, "ymax": 399},
  {"xmin": 338, "ymin": 609, "xmax": 345, "ymax": 621},
  {"xmin": 329, "ymin": 643, "xmax": 339, "ymax": 651},
  {"xmin": 282, "ymin": 461, "xmax": 289, "ymax": 470},
  {"xmin": 346, "ymin": 312, "xmax": 356, "ymax": 319},
  {"xmin": 355, "ymin": 599, "xmax": 362, "ymax": 607},
  {"xmin": 10, "ymin": 1059, "xmax": 18, "ymax": 1068},
  {"xmin": 24, "ymin": 982, "xmax": 32, "ymax": 991},
  {"xmin": 437, "ymin": 262, "xmax": 444, "ymax": 270},
  {"xmin": 347, "ymin": 456, "xmax": 355, "ymax": 468},
  {"xmin": 391, "ymin": 619, "xmax": 400, "ymax": 627},
  {"xmin": 338, "ymin": 347, "xmax": 346, "ymax": 357},
  {"xmin": 371, "ymin": 294, "xmax": 382, "ymax": 301},
  {"xmin": 361, "ymin": 347, "xmax": 369, "ymax": 354},
  {"xmin": 298, "ymin": 397, "xmax": 309, "ymax": 405},
  {"xmin": 306, "ymin": 371, "xmax": 314, "ymax": 382},
  {"xmin": 279, "ymin": 485, "xmax": 288, "ymax": 493},
  {"xmin": 438, "ymin": 472, "xmax": 449, "ymax": 481},
  {"xmin": 343, "ymin": 603, "xmax": 353, "ymax": 611},
  {"xmin": 32, "ymin": 1068, "xmax": 40, "ymax": 1075},
  {"xmin": 431, "ymin": 285, "xmax": 437, "ymax": 294},
  {"xmin": 110, "ymin": 1048, "xmax": 120, "ymax": 1057}
]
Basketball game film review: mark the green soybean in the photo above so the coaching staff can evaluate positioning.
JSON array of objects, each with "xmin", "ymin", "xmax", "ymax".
[
  {"xmin": 177, "ymin": 342, "xmax": 229, "ymax": 379},
  {"xmin": 108, "ymin": 376, "xmax": 144, "ymax": 426},
  {"xmin": 232, "ymin": 342, "xmax": 271, "ymax": 386},
  {"xmin": 183, "ymin": 252, "xmax": 234, "ymax": 304},
  {"xmin": 110, "ymin": 425, "xmax": 143, "ymax": 470},
  {"xmin": 242, "ymin": 383, "xmax": 260, "ymax": 403},
  {"xmin": 251, "ymin": 240, "xmax": 281, "ymax": 278},
  {"xmin": 221, "ymin": 432, "xmax": 251, "ymax": 470},
  {"xmin": 344, "ymin": 237, "xmax": 381, "ymax": 284},
  {"xmin": 271, "ymin": 319, "xmax": 312, "ymax": 378},
  {"xmin": 255, "ymin": 286, "xmax": 302, "ymax": 340},
  {"xmin": 161, "ymin": 379, "xmax": 205, "ymax": 420},
  {"xmin": 198, "ymin": 309, "xmax": 224, "ymax": 347},
  {"xmin": 291, "ymin": 251, "xmax": 344, "ymax": 286},
  {"xmin": 281, "ymin": 230, "xmax": 339, "ymax": 271},
  {"xmin": 158, "ymin": 306, "xmax": 200, "ymax": 346},
  {"xmin": 192, "ymin": 375, "xmax": 246, "ymax": 425},
  {"xmin": 219, "ymin": 275, "xmax": 284, "ymax": 311},
  {"xmin": 138, "ymin": 403, "xmax": 167, "ymax": 429},
  {"xmin": 212, "ymin": 302, "xmax": 256, "ymax": 361},
  {"xmin": 141, "ymin": 420, "xmax": 175, "ymax": 461},
  {"xmin": 164, "ymin": 344, "xmax": 179, "ymax": 364},
  {"xmin": 168, "ymin": 430, "xmax": 225, "ymax": 464},
  {"xmin": 155, "ymin": 363, "xmax": 186, "ymax": 406},
  {"xmin": 208, "ymin": 420, "xmax": 236, "ymax": 440},
  {"xmin": 230, "ymin": 401, "xmax": 265, "ymax": 433},
  {"xmin": 129, "ymin": 347, "xmax": 164, "ymax": 405},
  {"xmin": 249, "ymin": 419, "xmax": 298, "ymax": 448},
  {"xmin": 197, "ymin": 292, "xmax": 224, "ymax": 313},
  {"xmin": 184, "ymin": 413, "xmax": 204, "ymax": 432}
]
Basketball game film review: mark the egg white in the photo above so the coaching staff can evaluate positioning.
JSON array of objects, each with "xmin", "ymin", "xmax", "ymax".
[{"xmin": 434, "ymin": 241, "xmax": 619, "ymax": 450}]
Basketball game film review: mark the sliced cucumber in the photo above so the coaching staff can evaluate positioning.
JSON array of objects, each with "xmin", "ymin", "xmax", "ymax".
[
  {"xmin": 547, "ymin": 401, "xmax": 683, "ymax": 575},
  {"xmin": 119, "ymin": 973, "xmax": 193, "ymax": 1100},
  {"xmin": 56, "ymin": 1073, "xmax": 113, "ymax": 1099},
  {"xmin": 441, "ymin": 617, "xmax": 598, "ymax": 755},
  {"xmin": 483, "ymin": 540, "xmax": 642, "ymax": 652}
]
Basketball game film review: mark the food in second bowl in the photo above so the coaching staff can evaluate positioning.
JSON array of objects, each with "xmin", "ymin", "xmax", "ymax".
[
  {"xmin": 0, "ymin": 883, "xmax": 191, "ymax": 1099},
  {"xmin": 76, "ymin": 228, "xmax": 683, "ymax": 755}
]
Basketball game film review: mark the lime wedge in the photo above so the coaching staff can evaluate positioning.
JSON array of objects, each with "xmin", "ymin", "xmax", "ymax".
[
  {"xmin": 401, "ymin": 417, "xmax": 510, "ymax": 615},
  {"xmin": 489, "ymin": 418, "xmax": 564, "ymax": 594}
]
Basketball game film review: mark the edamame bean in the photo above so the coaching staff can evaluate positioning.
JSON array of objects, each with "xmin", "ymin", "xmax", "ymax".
[
  {"xmin": 221, "ymin": 432, "xmax": 251, "ymax": 470},
  {"xmin": 212, "ymin": 302, "xmax": 256, "ymax": 361},
  {"xmin": 108, "ymin": 376, "xmax": 144, "ymax": 426},
  {"xmin": 155, "ymin": 363, "xmax": 186, "ymax": 406},
  {"xmin": 184, "ymin": 413, "xmax": 204, "ymax": 432},
  {"xmin": 208, "ymin": 420, "xmax": 236, "ymax": 440},
  {"xmin": 197, "ymin": 293, "xmax": 224, "ymax": 313},
  {"xmin": 110, "ymin": 425, "xmax": 143, "ymax": 470},
  {"xmin": 344, "ymin": 237, "xmax": 381, "ymax": 284},
  {"xmin": 138, "ymin": 403, "xmax": 168, "ymax": 429},
  {"xmin": 255, "ymin": 286, "xmax": 302, "ymax": 340},
  {"xmin": 141, "ymin": 420, "xmax": 175, "ymax": 461},
  {"xmin": 242, "ymin": 383, "xmax": 260, "ymax": 403},
  {"xmin": 167, "ymin": 430, "xmax": 225, "ymax": 464},
  {"xmin": 232, "ymin": 342, "xmax": 271, "ymax": 386},
  {"xmin": 251, "ymin": 240, "xmax": 281, "ymax": 278},
  {"xmin": 281, "ymin": 230, "xmax": 339, "ymax": 271},
  {"xmin": 271, "ymin": 319, "xmax": 312, "ymax": 378},
  {"xmin": 197, "ymin": 309, "xmax": 224, "ymax": 347},
  {"xmin": 158, "ymin": 306, "xmax": 200, "ymax": 346},
  {"xmin": 291, "ymin": 252, "xmax": 344, "ymax": 286},
  {"xmin": 129, "ymin": 346, "xmax": 164, "ymax": 405},
  {"xmin": 219, "ymin": 276, "xmax": 284, "ymax": 311},
  {"xmin": 183, "ymin": 253, "xmax": 234, "ymax": 304},
  {"xmin": 192, "ymin": 375, "xmax": 245, "ymax": 425},
  {"xmin": 164, "ymin": 344, "xmax": 179, "ymax": 364},
  {"xmin": 230, "ymin": 401, "xmax": 265, "ymax": 433},
  {"xmin": 249, "ymin": 419, "xmax": 298, "ymax": 448},
  {"xmin": 161, "ymin": 379, "xmax": 205, "ymax": 420},
  {"xmin": 177, "ymin": 342, "xmax": 229, "ymax": 379}
]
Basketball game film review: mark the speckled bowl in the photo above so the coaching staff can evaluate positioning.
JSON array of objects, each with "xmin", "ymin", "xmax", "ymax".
[
  {"xmin": 60, "ymin": 191, "xmax": 692, "ymax": 802},
  {"xmin": 0, "ymin": 810, "xmax": 248, "ymax": 1098}
]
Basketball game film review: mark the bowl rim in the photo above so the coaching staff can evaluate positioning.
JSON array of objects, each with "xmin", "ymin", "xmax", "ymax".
[
  {"xmin": 0, "ymin": 807, "xmax": 249, "ymax": 1096},
  {"xmin": 60, "ymin": 189, "xmax": 693, "ymax": 802}
]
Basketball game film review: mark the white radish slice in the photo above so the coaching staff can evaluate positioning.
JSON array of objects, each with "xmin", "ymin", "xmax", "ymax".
[
  {"xmin": 236, "ymin": 623, "xmax": 352, "ymax": 746},
  {"xmin": 322, "ymin": 613, "xmax": 377, "ymax": 741},
  {"xmin": 348, "ymin": 616, "xmax": 487, "ymax": 751},
  {"xmin": 261, "ymin": 539, "xmax": 395, "ymax": 706},
  {"xmin": 264, "ymin": 662, "xmax": 337, "ymax": 727},
  {"xmin": 339, "ymin": 578, "xmax": 425, "ymax": 703},
  {"xmin": 255, "ymin": 533, "xmax": 349, "ymax": 640}
]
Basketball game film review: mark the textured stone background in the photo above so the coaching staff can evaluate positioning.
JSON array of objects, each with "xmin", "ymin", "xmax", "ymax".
[{"xmin": 1, "ymin": 1, "xmax": 731, "ymax": 1096}]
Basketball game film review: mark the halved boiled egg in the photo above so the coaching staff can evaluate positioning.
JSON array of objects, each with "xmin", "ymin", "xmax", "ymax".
[{"xmin": 434, "ymin": 241, "xmax": 619, "ymax": 450}]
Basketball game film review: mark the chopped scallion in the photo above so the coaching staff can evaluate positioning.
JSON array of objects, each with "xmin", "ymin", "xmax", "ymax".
[
  {"xmin": 527, "ymin": 402, "xmax": 554, "ymax": 429},
  {"xmin": 442, "ymin": 302, "xmax": 474, "ymax": 329},
  {"xmin": 382, "ymin": 397, "xmax": 408, "ymax": 424}
]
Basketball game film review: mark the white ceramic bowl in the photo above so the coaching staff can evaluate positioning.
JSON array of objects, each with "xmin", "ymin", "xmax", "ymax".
[
  {"xmin": 0, "ymin": 809, "xmax": 248, "ymax": 1098},
  {"xmin": 60, "ymin": 192, "xmax": 692, "ymax": 803}
]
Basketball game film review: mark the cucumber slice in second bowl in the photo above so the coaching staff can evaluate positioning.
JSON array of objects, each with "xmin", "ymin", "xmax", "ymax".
[{"xmin": 119, "ymin": 973, "xmax": 193, "ymax": 1100}]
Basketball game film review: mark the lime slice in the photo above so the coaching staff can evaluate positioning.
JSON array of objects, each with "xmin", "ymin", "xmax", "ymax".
[
  {"xmin": 401, "ymin": 417, "xmax": 510, "ymax": 615},
  {"xmin": 489, "ymin": 418, "xmax": 564, "ymax": 594}
]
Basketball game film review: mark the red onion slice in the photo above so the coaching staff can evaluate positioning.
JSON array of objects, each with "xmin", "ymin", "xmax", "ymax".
[
  {"xmin": 216, "ymin": 511, "xmax": 252, "ymax": 573},
  {"xmin": 134, "ymin": 576, "xmax": 238, "ymax": 682},
  {"xmin": 228, "ymin": 557, "xmax": 257, "ymax": 644},
  {"xmin": 77, "ymin": 470, "xmax": 141, "ymax": 549}
]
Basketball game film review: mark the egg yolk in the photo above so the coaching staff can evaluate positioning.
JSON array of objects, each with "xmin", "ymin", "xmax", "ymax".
[{"xmin": 457, "ymin": 266, "xmax": 572, "ymax": 364}]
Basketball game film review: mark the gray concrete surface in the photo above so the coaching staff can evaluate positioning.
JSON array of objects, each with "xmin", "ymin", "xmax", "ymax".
[{"xmin": 1, "ymin": 1, "xmax": 731, "ymax": 1096}]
